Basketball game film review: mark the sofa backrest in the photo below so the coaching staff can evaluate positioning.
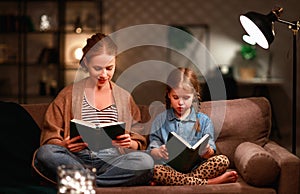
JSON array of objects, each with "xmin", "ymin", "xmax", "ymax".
[
  {"xmin": 137, "ymin": 97, "xmax": 272, "ymax": 166},
  {"xmin": 22, "ymin": 97, "xmax": 272, "ymax": 167},
  {"xmin": 202, "ymin": 97, "xmax": 271, "ymax": 165}
]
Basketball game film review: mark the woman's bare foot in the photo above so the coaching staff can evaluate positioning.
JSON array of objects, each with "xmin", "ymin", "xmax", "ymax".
[{"xmin": 207, "ymin": 171, "xmax": 238, "ymax": 184}]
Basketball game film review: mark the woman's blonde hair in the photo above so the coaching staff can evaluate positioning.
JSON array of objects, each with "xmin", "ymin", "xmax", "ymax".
[{"xmin": 79, "ymin": 33, "xmax": 117, "ymax": 69}]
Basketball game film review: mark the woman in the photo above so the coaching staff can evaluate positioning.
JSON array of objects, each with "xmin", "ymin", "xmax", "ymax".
[{"xmin": 33, "ymin": 33, "xmax": 154, "ymax": 187}]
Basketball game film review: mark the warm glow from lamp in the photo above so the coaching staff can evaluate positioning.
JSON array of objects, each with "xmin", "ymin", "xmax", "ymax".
[
  {"xmin": 240, "ymin": 15, "xmax": 269, "ymax": 49},
  {"xmin": 74, "ymin": 16, "xmax": 83, "ymax": 34},
  {"xmin": 75, "ymin": 27, "xmax": 83, "ymax": 34},
  {"xmin": 74, "ymin": 48, "xmax": 83, "ymax": 60}
]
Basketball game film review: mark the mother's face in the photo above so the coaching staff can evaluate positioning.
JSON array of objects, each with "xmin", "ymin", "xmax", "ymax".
[{"xmin": 85, "ymin": 54, "xmax": 116, "ymax": 87}]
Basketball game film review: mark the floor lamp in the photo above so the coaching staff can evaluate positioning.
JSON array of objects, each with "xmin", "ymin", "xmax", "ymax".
[{"xmin": 239, "ymin": 7, "xmax": 299, "ymax": 154}]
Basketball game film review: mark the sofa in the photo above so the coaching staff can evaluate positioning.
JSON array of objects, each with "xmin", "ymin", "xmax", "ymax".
[{"xmin": 0, "ymin": 97, "xmax": 299, "ymax": 194}]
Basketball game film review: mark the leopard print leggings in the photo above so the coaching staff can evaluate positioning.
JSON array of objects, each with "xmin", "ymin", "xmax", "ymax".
[{"xmin": 152, "ymin": 155, "xmax": 230, "ymax": 185}]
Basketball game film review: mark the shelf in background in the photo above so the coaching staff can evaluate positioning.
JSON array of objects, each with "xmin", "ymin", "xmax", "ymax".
[
  {"xmin": 236, "ymin": 77, "xmax": 283, "ymax": 86},
  {"xmin": 0, "ymin": 0, "xmax": 102, "ymax": 104}
]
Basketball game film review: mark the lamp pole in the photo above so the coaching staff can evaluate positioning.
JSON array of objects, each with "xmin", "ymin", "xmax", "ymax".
[
  {"xmin": 291, "ymin": 21, "xmax": 299, "ymax": 154},
  {"xmin": 277, "ymin": 19, "xmax": 299, "ymax": 154}
]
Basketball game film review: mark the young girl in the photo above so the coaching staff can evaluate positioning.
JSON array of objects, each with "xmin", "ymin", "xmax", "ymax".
[{"xmin": 148, "ymin": 67, "xmax": 238, "ymax": 185}]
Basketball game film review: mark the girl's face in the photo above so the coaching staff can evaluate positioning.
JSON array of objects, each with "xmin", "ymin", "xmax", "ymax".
[
  {"xmin": 85, "ymin": 54, "xmax": 116, "ymax": 87},
  {"xmin": 168, "ymin": 87, "xmax": 194, "ymax": 118}
]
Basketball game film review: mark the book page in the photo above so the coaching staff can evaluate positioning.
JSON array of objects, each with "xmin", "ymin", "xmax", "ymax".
[
  {"xmin": 99, "ymin": 121, "xmax": 125, "ymax": 128},
  {"xmin": 192, "ymin": 134, "xmax": 210, "ymax": 154},
  {"xmin": 71, "ymin": 119, "xmax": 96, "ymax": 128},
  {"xmin": 169, "ymin": 131, "xmax": 192, "ymax": 148}
]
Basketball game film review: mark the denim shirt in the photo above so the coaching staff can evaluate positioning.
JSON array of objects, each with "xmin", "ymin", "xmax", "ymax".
[{"xmin": 148, "ymin": 107, "xmax": 216, "ymax": 153}]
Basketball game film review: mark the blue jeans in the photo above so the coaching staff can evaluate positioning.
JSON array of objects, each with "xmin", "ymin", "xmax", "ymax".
[{"xmin": 34, "ymin": 144, "xmax": 154, "ymax": 186}]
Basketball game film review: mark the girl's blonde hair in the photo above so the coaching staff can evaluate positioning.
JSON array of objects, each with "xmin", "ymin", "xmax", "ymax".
[{"xmin": 165, "ymin": 67, "xmax": 202, "ymax": 131}]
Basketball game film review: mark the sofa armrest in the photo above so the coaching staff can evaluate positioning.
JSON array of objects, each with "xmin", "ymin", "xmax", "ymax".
[{"xmin": 264, "ymin": 141, "xmax": 300, "ymax": 194}]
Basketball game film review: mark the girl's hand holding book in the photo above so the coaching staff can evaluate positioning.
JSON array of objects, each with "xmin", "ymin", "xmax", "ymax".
[
  {"xmin": 200, "ymin": 145, "xmax": 214, "ymax": 159},
  {"xmin": 150, "ymin": 145, "xmax": 169, "ymax": 160}
]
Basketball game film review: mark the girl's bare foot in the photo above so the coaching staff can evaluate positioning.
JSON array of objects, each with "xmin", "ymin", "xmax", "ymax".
[{"xmin": 208, "ymin": 171, "xmax": 238, "ymax": 184}]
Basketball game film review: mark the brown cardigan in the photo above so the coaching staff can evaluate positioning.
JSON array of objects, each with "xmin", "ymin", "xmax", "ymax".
[{"xmin": 40, "ymin": 78, "xmax": 147, "ymax": 150}]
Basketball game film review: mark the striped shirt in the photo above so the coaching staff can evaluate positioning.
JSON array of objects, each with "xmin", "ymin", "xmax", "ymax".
[{"xmin": 82, "ymin": 95, "xmax": 118, "ymax": 125}]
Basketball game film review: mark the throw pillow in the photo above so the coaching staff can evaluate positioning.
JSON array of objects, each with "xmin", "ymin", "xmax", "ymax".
[{"xmin": 234, "ymin": 142, "xmax": 280, "ymax": 187}]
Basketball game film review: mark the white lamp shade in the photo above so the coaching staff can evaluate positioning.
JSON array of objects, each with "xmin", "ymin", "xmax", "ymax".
[
  {"xmin": 240, "ymin": 15, "xmax": 269, "ymax": 49},
  {"xmin": 239, "ymin": 11, "xmax": 277, "ymax": 50}
]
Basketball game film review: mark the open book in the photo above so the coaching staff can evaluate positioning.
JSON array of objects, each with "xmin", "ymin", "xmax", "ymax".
[
  {"xmin": 166, "ymin": 132, "xmax": 210, "ymax": 173},
  {"xmin": 70, "ymin": 119, "xmax": 126, "ymax": 151}
]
